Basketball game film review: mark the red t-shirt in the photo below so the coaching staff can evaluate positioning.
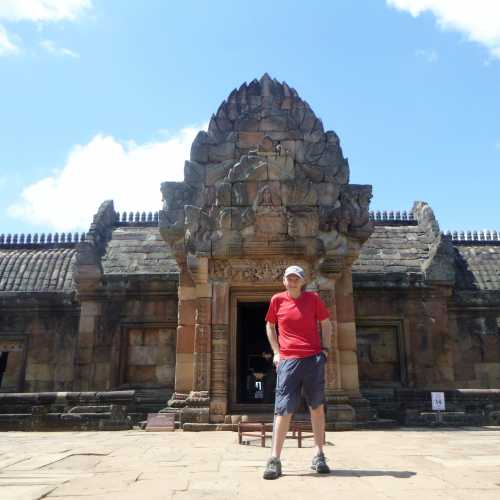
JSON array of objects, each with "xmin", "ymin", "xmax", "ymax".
[{"xmin": 265, "ymin": 291, "xmax": 330, "ymax": 359}]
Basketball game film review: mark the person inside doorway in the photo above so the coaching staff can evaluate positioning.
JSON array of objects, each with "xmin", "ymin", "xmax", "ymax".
[{"xmin": 263, "ymin": 265, "xmax": 333, "ymax": 480}]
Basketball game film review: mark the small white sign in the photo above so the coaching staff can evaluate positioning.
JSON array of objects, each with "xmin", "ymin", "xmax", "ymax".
[{"xmin": 431, "ymin": 392, "xmax": 445, "ymax": 411}]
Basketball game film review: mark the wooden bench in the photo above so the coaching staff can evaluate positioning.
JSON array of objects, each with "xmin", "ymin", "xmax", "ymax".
[{"xmin": 238, "ymin": 421, "xmax": 317, "ymax": 448}]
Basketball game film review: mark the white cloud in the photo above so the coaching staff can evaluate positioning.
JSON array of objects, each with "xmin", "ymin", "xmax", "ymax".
[
  {"xmin": 0, "ymin": 0, "xmax": 92, "ymax": 22},
  {"xmin": 415, "ymin": 48, "xmax": 438, "ymax": 62},
  {"xmin": 0, "ymin": 24, "xmax": 20, "ymax": 56},
  {"xmin": 8, "ymin": 125, "xmax": 207, "ymax": 231},
  {"xmin": 387, "ymin": 0, "xmax": 500, "ymax": 59},
  {"xmin": 40, "ymin": 39, "xmax": 78, "ymax": 58}
]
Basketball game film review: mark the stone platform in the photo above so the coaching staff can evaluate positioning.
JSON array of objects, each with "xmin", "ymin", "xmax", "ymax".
[{"xmin": 0, "ymin": 428, "xmax": 499, "ymax": 499}]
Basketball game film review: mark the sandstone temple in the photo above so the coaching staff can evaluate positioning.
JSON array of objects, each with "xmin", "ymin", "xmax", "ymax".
[{"xmin": 1, "ymin": 75, "xmax": 499, "ymax": 429}]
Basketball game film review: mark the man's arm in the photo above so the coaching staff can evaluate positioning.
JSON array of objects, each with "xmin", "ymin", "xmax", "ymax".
[
  {"xmin": 320, "ymin": 318, "xmax": 333, "ymax": 355},
  {"xmin": 266, "ymin": 321, "xmax": 280, "ymax": 366}
]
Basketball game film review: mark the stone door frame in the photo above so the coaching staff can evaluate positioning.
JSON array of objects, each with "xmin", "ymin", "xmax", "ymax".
[
  {"xmin": 228, "ymin": 288, "xmax": 280, "ymax": 413},
  {"xmin": 0, "ymin": 335, "xmax": 28, "ymax": 392}
]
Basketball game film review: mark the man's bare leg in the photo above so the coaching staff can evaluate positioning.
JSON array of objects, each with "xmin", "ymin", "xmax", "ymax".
[
  {"xmin": 309, "ymin": 404, "xmax": 325, "ymax": 456},
  {"xmin": 271, "ymin": 414, "xmax": 293, "ymax": 458}
]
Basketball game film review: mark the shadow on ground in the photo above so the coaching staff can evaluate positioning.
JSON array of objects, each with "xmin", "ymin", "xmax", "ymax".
[{"xmin": 284, "ymin": 470, "xmax": 416, "ymax": 478}]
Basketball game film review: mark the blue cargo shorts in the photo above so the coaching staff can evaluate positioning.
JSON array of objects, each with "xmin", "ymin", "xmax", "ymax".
[{"xmin": 274, "ymin": 352, "xmax": 326, "ymax": 416}]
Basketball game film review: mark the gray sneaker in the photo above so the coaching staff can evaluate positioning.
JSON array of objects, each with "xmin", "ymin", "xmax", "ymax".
[
  {"xmin": 263, "ymin": 457, "xmax": 282, "ymax": 480},
  {"xmin": 311, "ymin": 452, "xmax": 330, "ymax": 474}
]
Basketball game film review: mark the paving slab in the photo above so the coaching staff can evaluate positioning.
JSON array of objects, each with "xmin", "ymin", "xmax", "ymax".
[{"xmin": 0, "ymin": 427, "xmax": 499, "ymax": 499}]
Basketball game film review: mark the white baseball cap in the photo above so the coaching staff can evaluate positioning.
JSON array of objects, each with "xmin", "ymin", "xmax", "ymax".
[{"xmin": 284, "ymin": 265, "xmax": 305, "ymax": 279}]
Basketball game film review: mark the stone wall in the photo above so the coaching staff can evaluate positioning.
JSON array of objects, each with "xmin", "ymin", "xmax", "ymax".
[
  {"xmin": 450, "ymin": 292, "xmax": 500, "ymax": 389},
  {"xmin": 0, "ymin": 295, "xmax": 79, "ymax": 392},
  {"xmin": 353, "ymin": 202, "xmax": 500, "ymax": 392}
]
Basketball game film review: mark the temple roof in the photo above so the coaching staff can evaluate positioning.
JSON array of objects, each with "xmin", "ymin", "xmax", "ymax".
[
  {"xmin": 455, "ymin": 245, "xmax": 500, "ymax": 290},
  {"xmin": 0, "ymin": 247, "xmax": 76, "ymax": 293},
  {"xmin": 101, "ymin": 226, "xmax": 178, "ymax": 276},
  {"xmin": 352, "ymin": 225, "xmax": 432, "ymax": 276}
]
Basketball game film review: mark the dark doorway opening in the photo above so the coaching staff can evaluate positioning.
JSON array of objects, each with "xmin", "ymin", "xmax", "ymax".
[
  {"xmin": 0, "ymin": 352, "xmax": 9, "ymax": 388},
  {"xmin": 237, "ymin": 302, "xmax": 276, "ymax": 404}
]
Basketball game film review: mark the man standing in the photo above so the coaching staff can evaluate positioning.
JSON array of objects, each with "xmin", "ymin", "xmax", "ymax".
[{"xmin": 263, "ymin": 265, "xmax": 333, "ymax": 480}]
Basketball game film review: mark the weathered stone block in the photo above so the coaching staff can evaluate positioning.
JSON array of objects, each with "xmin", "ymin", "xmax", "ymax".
[
  {"xmin": 206, "ymin": 160, "xmax": 233, "ymax": 185},
  {"xmin": 174, "ymin": 353, "xmax": 194, "ymax": 393},
  {"xmin": 157, "ymin": 344, "xmax": 175, "ymax": 365},
  {"xmin": 232, "ymin": 182, "xmax": 258, "ymax": 206},
  {"xmin": 238, "ymin": 131, "xmax": 264, "ymax": 148},
  {"xmin": 94, "ymin": 363, "xmax": 111, "ymax": 387},
  {"xmin": 184, "ymin": 161, "xmax": 205, "ymax": 184},
  {"xmin": 128, "ymin": 346, "xmax": 156, "ymax": 366},
  {"xmin": 196, "ymin": 298, "xmax": 212, "ymax": 324},
  {"xmin": 190, "ymin": 131, "xmax": 209, "ymax": 163},
  {"xmin": 212, "ymin": 282, "xmax": 229, "ymax": 325},
  {"xmin": 337, "ymin": 322, "xmax": 357, "ymax": 351},
  {"xmin": 229, "ymin": 157, "xmax": 268, "ymax": 182},
  {"xmin": 54, "ymin": 364, "xmax": 74, "ymax": 383},
  {"xmin": 208, "ymin": 142, "xmax": 235, "ymax": 162},
  {"xmin": 316, "ymin": 183, "xmax": 340, "ymax": 206},
  {"xmin": 215, "ymin": 182, "xmax": 232, "ymax": 207},
  {"xmin": 79, "ymin": 315, "xmax": 96, "ymax": 335},
  {"xmin": 281, "ymin": 180, "xmax": 317, "ymax": 206},
  {"xmin": 81, "ymin": 301, "xmax": 101, "ymax": 316},
  {"xmin": 340, "ymin": 363, "xmax": 360, "ymax": 391},
  {"xmin": 259, "ymin": 114, "xmax": 288, "ymax": 131},
  {"xmin": 144, "ymin": 329, "xmax": 159, "ymax": 346},
  {"xmin": 336, "ymin": 294, "xmax": 355, "ymax": 323},
  {"xmin": 77, "ymin": 330, "xmax": 95, "ymax": 349},
  {"xmin": 25, "ymin": 363, "xmax": 53, "ymax": 382},
  {"xmin": 178, "ymin": 285, "xmax": 196, "ymax": 300},
  {"xmin": 296, "ymin": 163, "xmax": 323, "ymax": 182},
  {"xmin": 126, "ymin": 365, "xmax": 156, "ymax": 384},
  {"xmin": 158, "ymin": 328, "xmax": 177, "ymax": 347},
  {"xmin": 156, "ymin": 365, "xmax": 175, "ymax": 385},
  {"xmin": 267, "ymin": 155, "xmax": 294, "ymax": 180},
  {"xmin": 194, "ymin": 324, "xmax": 211, "ymax": 353},
  {"xmin": 178, "ymin": 299, "xmax": 196, "ymax": 326},
  {"xmin": 255, "ymin": 209, "xmax": 287, "ymax": 238},
  {"xmin": 340, "ymin": 349, "xmax": 358, "ymax": 365},
  {"xmin": 128, "ymin": 329, "xmax": 143, "ymax": 346},
  {"xmin": 287, "ymin": 209, "xmax": 319, "ymax": 238},
  {"xmin": 176, "ymin": 325, "xmax": 195, "ymax": 354},
  {"xmin": 195, "ymin": 283, "xmax": 213, "ymax": 298}
]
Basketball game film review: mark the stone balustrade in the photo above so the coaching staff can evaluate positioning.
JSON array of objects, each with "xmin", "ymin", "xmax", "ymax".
[
  {"xmin": 114, "ymin": 210, "xmax": 159, "ymax": 226},
  {"xmin": 0, "ymin": 231, "xmax": 85, "ymax": 247},
  {"xmin": 369, "ymin": 210, "xmax": 416, "ymax": 225},
  {"xmin": 444, "ymin": 230, "xmax": 500, "ymax": 244}
]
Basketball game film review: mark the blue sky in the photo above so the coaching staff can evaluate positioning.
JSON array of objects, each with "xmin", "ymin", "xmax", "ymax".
[{"xmin": 1, "ymin": 0, "xmax": 499, "ymax": 235}]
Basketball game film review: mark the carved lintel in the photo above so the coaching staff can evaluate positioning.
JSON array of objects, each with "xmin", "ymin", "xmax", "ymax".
[{"xmin": 209, "ymin": 258, "xmax": 313, "ymax": 283}]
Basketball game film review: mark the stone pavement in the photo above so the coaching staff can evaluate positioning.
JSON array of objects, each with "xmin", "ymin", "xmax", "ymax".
[{"xmin": 0, "ymin": 428, "xmax": 499, "ymax": 499}]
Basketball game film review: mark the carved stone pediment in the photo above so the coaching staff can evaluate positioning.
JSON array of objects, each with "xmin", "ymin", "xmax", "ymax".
[{"xmin": 160, "ymin": 74, "xmax": 373, "ymax": 265}]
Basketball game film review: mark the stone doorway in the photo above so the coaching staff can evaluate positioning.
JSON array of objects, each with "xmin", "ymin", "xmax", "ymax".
[
  {"xmin": 0, "ymin": 352, "xmax": 8, "ymax": 388},
  {"xmin": 0, "ymin": 339, "xmax": 26, "ymax": 392},
  {"xmin": 236, "ymin": 301, "xmax": 276, "ymax": 406}
]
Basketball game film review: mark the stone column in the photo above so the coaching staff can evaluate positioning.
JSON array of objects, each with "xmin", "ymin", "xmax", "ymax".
[
  {"xmin": 193, "ymin": 286, "xmax": 212, "ymax": 391},
  {"xmin": 174, "ymin": 265, "xmax": 196, "ymax": 393},
  {"xmin": 210, "ymin": 281, "xmax": 229, "ymax": 422},
  {"xmin": 335, "ymin": 269, "xmax": 360, "ymax": 395},
  {"xmin": 74, "ymin": 300, "xmax": 101, "ymax": 391},
  {"xmin": 189, "ymin": 257, "xmax": 211, "ymax": 393},
  {"xmin": 318, "ymin": 278, "xmax": 341, "ymax": 396}
]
